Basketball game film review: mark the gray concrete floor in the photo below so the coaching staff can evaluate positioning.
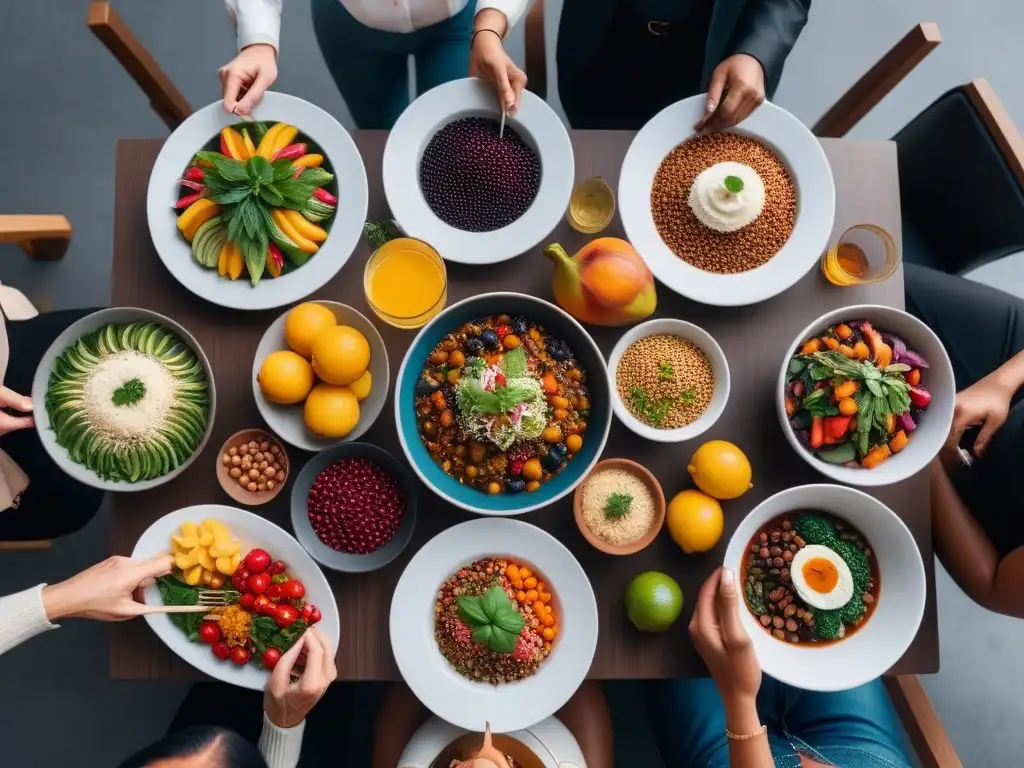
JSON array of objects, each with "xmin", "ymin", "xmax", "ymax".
[{"xmin": 2, "ymin": 1, "xmax": 1023, "ymax": 765}]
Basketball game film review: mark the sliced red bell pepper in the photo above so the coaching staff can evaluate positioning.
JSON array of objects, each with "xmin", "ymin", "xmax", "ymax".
[
  {"xmin": 267, "ymin": 243, "xmax": 284, "ymax": 278},
  {"xmin": 271, "ymin": 143, "xmax": 308, "ymax": 161},
  {"xmin": 178, "ymin": 178, "xmax": 205, "ymax": 192},
  {"xmin": 313, "ymin": 188, "xmax": 337, "ymax": 206},
  {"xmin": 174, "ymin": 191, "xmax": 204, "ymax": 209},
  {"xmin": 184, "ymin": 166, "xmax": 205, "ymax": 182},
  {"xmin": 826, "ymin": 415, "xmax": 853, "ymax": 439}
]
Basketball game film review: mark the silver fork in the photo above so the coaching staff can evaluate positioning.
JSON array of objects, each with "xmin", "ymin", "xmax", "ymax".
[{"xmin": 149, "ymin": 589, "xmax": 237, "ymax": 614}]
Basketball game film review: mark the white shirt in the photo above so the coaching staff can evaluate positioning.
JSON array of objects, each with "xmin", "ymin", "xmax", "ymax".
[{"xmin": 226, "ymin": 0, "xmax": 528, "ymax": 49}]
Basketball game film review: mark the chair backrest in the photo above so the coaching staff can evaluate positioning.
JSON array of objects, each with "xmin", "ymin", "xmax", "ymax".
[
  {"xmin": 884, "ymin": 676, "xmax": 962, "ymax": 768},
  {"xmin": 523, "ymin": 0, "xmax": 547, "ymax": 101},
  {"xmin": 895, "ymin": 78, "xmax": 1024, "ymax": 274},
  {"xmin": 87, "ymin": 1, "xmax": 191, "ymax": 131},
  {"xmin": 813, "ymin": 23, "xmax": 941, "ymax": 138}
]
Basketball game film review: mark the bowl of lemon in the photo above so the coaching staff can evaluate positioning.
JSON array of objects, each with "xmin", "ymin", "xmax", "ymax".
[{"xmin": 252, "ymin": 301, "xmax": 389, "ymax": 452}]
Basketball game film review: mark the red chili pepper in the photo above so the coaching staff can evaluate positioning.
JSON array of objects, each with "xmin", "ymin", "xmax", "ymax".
[
  {"xmin": 184, "ymin": 166, "xmax": 205, "ymax": 182},
  {"xmin": 174, "ymin": 191, "xmax": 204, "ymax": 209},
  {"xmin": 267, "ymin": 243, "xmax": 284, "ymax": 278},
  {"xmin": 178, "ymin": 178, "xmax": 205, "ymax": 192},
  {"xmin": 313, "ymin": 188, "xmax": 337, "ymax": 206},
  {"xmin": 271, "ymin": 142, "xmax": 308, "ymax": 161}
]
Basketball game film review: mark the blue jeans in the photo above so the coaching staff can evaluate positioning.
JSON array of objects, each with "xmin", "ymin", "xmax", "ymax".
[
  {"xmin": 646, "ymin": 677, "xmax": 912, "ymax": 768},
  {"xmin": 311, "ymin": 0, "xmax": 474, "ymax": 129}
]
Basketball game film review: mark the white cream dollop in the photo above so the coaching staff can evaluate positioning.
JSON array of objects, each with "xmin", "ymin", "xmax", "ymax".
[{"xmin": 687, "ymin": 161, "xmax": 766, "ymax": 233}]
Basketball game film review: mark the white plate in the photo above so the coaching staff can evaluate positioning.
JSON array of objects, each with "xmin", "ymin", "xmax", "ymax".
[
  {"xmin": 383, "ymin": 78, "xmax": 574, "ymax": 265},
  {"xmin": 390, "ymin": 519, "xmax": 598, "ymax": 731},
  {"xmin": 252, "ymin": 302, "xmax": 389, "ymax": 452},
  {"xmin": 607, "ymin": 317, "xmax": 730, "ymax": 443},
  {"xmin": 619, "ymin": 96, "xmax": 835, "ymax": 306},
  {"xmin": 147, "ymin": 93, "xmax": 369, "ymax": 310},
  {"xmin": 31, "ymin": 307, "xmax": 216, "ymax": 492},
  {"xmin": 132, "ymin": 503, "xmax": 340, "ymax": 691},
  {"xmin": 724, "ymin": 484, "xmax": 926, "ymax": 691}
]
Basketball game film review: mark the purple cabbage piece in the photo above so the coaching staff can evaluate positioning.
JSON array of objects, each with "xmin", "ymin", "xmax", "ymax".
[
  {"xmin": 897, "ymin": 411, "xmax": 917, "ymax": 433},
  {"xmin": 897, "ymin": 348, "xmax": 930, "ymax": 368},
  {"xmin": 792, "ymin": 423, "xmax": 811, "ymax": 448}
]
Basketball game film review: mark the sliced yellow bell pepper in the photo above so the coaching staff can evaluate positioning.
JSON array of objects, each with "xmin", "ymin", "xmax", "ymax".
[
  {"xmin": 177, "ymin": 198, "xmax": 221, "ymax": 242},
  {"xmin": 271, "ymin": 208, "xmax": 318, "ymax": 253},
  {"xmin": 256, "ymin": 122, "xmax": 285, "ymax": 159},
  {"xmin": 292, "ymin": 153, "xmax": 323, "ymax": 168},
  {"xmin": 241, "ymin": 128, "xmax": 257, "ymax": 159},
  {"xmin": 269, "ymin": 125, "xmax": 298, "ymax": 157},
  {"xmin": 282, "ymin": 209, "xmax": 328, "ymax": 242}
]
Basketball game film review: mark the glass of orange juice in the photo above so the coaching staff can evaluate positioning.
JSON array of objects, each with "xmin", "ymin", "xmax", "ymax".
[
  {"xmin": 364, "ymin": 237, "xmax": 447, "ymax": 329},
  {"xmin": 821, "ymin": 224, "xmax": 899, "ymax": 286}
]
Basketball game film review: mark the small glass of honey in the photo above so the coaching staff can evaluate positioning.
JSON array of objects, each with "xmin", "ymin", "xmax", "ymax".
[
  {"xmin": 821, "ymin": 224, "xmax": 898, "ymax": 286},
  {"xmin": 566, "ymin": 177, "xmax": 615, "ymax": 234}
]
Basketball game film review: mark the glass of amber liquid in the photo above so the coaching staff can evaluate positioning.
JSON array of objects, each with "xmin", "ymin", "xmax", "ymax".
[
  {"xmin": 364, "ymin": 237, "xmax": 447, "ymax": 329},
  {"xmin": 821, "ymin": 224, "xmax": 899, "ymax": 286},
  {"xmin": 566, "ymin": 177, "xmax": 616, "ymax": 234}
]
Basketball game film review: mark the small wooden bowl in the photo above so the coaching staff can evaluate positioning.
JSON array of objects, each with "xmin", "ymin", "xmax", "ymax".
[
  {"xmin": 216, "ymin": 428, "xmax": 290, "ymax": 507},
  {"xmin": 573, "ymin": 458, "xmax": 666, "ymax": 555}
]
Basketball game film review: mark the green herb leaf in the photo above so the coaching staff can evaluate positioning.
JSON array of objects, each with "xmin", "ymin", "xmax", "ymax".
[
  {"xmin": 297, "ymin": 167, "xmax": 334, "ymax": 187},
  {"xmin": 247, "ymin": 155, "xmax": 274, "ymax": 185},
  {"xmin": 456, "ymin": 594, "xmax": 489, "ymax": 627},
  {"xmin": 112, "ymin": 378, "xmax": 146, "ymax": 406},
  {"xmin": 272, "ymin": 159, "xmax": 297, "ymax": 182},
  {"xmin": 678, "ymin": 388, "xmax": 695, "ymax": 405},
  {"xmin": 195, "ymin": 151, "xmax": 250, "ymax": 184},
  {"xmin": 788, "ymin": 358, "xmax": 806, "ymax": 375},
  {"xmin": 657, "ymin": 360, "xmax": 674, "ymax": 380},
  {"xmin": 492, "ymin": 606, "xmax": 525, "ymax": 636},
  {"xmin": 259, "ymin": 185, "xmax": 285, "ymax": 208},
  {"xmin": 865, "ymin": 378, "xmax": 883, "ymax": 398},
  {"xmin": 809, "ymin": 365, "xmax": 832, "ymax": 381},
  {"xmin": 481, "ymin": 586, "xmax": 506, "ymax": 621},
  {"xmin": 501, "ymin": 347, "xmax": 527, "ymax": 379},
  {"xmin": 156, "ymin": 576, "xmax": 207, "ymax": 641},
  {"xmin": 238, "ymin": 197, "xmax": 261, "ymax": 240},
  {"xmin": 210, "ymin": 187, "xmax": 252, "ymax": 205},
  {"xmin": 604, "ymin": 491, "xmax": 633, "ymax": 520},
  {"xmin": 724, "ymin": 175, "xmax": 744, "ymax": 193},
  {"xmin": 363, "ymin": 220, "xmax": 404, "ymax": 250},
  {"xmin": 487, "ymin": 625, "xmax": 520, "ymax": 654},
  {"xmin": 471, "ymin": 622, "xmax": 495, "ymax": 648}
]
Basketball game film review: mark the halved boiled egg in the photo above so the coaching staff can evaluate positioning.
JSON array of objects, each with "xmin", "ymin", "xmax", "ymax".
[{"xmin": 790, "ymin": 544, "xmax": 853, "ymax": 610}]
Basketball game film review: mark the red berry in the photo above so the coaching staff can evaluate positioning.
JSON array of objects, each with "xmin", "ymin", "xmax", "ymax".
[
  {"xmin": 231, "ymin": 569, "xmax": 250, "ymax": 592},
  {"xmin": 248, "ymin": 572, "xmax": 270, "ymax": 595},
  {"xmin": 509, "ymin": 460, "xmax": 524, "ymax": 476},
  {"xmin": 212, "ymin": 642, "xmax": 230, "ymax": 661},
  {"xmin": 229, "ymin": 646, "xmax": 250, "ymax": 666},
  {"xmin": 496, "ymin": 324, "xmax": 511, "ymax": 340},
  {"xmin": 239, "ymin": 592, "xmax": 256, "ymax": 611},
  {"xmin": 262, "ymin": 648, "xmax": 282, "ymax": 670},
  {"xmin": 198, "ymin": 622, "xmax": 220, "ymax": 645}
]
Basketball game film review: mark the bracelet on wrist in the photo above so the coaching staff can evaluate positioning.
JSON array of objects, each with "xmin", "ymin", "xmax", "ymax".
[
  {"xmin": 726, "ymin": 724, "xmax": 767, "ymax": 741},
  {"xmin": 472, "ymin": 28, "xmax": 503, "ymax": 45}
]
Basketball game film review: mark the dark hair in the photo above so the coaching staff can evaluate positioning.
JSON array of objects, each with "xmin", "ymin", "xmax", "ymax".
[{"xmin": 117, "ymin": 726, "xmax": 268, "ymax": 768}]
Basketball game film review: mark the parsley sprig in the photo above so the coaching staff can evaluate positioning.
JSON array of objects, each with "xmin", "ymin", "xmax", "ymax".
[
  {"xmin": 628, "ymin": 387, "xmax": 696, "ymax": 427},
  {"xmin": 604, "ymin": 491, "xmax": 633, "ymax": 520},
  {"xmin": 657, "ymin": 361, "xmax": 674, "ymax": 380},
  {"xmin": 112, "ymin": 378, "xmax": 146, "ymax": 407}
]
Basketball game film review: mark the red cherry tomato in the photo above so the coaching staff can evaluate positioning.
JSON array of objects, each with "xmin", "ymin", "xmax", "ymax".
[
  {"xmin": 248, "ymin": 572, "xmax": 270, "ymax": 595},
  {"xmin": 281, "ymin": 580, "xmax": 306, "ymax": 601},
  {"xmin": 229, "ymin": 646, "xmax": 250, "ymax": 666},
  {"xmin": 198, "ymin": 621, "xmax": 221, "ymax": 645},
  {"xmin": 274, "ymin": 604, "xmax": 299, "ymax": 628},
  {"xmin": 230, "ymin": 568, "xmax": 250, "ymax": 592},
  {"xmin": 266, "ymin": 584, "xmax": 283, "ymax": 602},
  {"xmin": 239, "ymin": 592, "xmax": 256, "ymax": 611},
  {"xmin": 262, "ymin": 647, "xmax": 282, "ymax": 670},
  {"xmin": 244, "ymin": 548, "xmax": 272, "ymax": 574},
  {"xmin": 252, "ymin": 595, "xmax": 272, "ymax": 615},
  {"xmin": 300, "ymin": 603, "xmax": 314, "ymax": 621},
  {"xmin": 212, "ymin": 642, "xmax": 231, "ymax": 661},
  {"xmin": 308, "ymin": 607, "xmax": 322, "ymax": 624},
  {"xmin": 269, "ymin": 560, "xmax": 287, "ymax": 576}
]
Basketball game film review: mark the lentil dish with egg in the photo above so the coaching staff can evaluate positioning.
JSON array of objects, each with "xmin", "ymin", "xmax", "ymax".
[{"xmin": 414, "ymin": 314, "xmax": 591, "ymax": 494}]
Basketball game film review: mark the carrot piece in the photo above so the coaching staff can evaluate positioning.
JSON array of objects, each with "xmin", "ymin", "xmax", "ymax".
[
  {"xmin": 886, "ymin": 411, "xmax": 897, "ymax": 434},
  {"xmin": 542, "ymin": 370, "xmax": 557, "ymax": 394},
  {"xmin": 785, "ymin": 396, "xmax": 797, "ymax": 416},
  {"xmin": 838, "ymin": 345, "xmax": 856, "ymax": 359},
  {"xmin": 853, "ymin": 341, "xmax": 870, "ymax": 360},
  {"xmin": 861, "ymin": 444, "xmax": 892, "ymax": 469},
  {"xmin": 848, "ymin": 417, "xmax": 858, "ymax": 434},
  {"xmin": 822, "ymin": 336, "xmax": 840, "ymax": 351},
  {"xmin": 800, "ymin": 339, "xmax": 822, "ymax": 355},
  {"xmin": 822, "ymin": 430, "xmax": 836, "ymax": 445},
  {"xmin": 838, "ymin": 397, "xmax": 858, "ymax": 416},
  {"xmin": 861, "ymin": 322, "xmax": 893, "ymax": 367},
  {"xmin": 907, "ymin": 368, "xmax": 921, "ymax": 386},
  {"xmin": 810, "ymin": 417, "xmax": 824, "ymax": 449},
  {"xmin": 506, "ymin": 564, "xmax": 521, "ymax": 581},
  {"xmin": 834, "ymin": 380, "xmax": 858, "ymax": 399},
  {"xmin": 889, "ymin": 429, "xmax": 909, "ymax": 453},
  {"xmin": 835, "ymin": 323, "xmax": 853, "ymax": 340}
]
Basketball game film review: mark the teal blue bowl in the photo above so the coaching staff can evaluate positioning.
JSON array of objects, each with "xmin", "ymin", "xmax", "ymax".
[{"xmin": 395, "ymin": 293, "xmax": 612, "ymax": 515}]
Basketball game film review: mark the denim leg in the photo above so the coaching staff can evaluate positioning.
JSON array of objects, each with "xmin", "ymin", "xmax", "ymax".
[
  {"xmin": 644, "ymin": 679, "xmax": 730, "ymax": 768},
  {"xmin": 414, "ymin": 1, "xmax": 473, "ymax": 96}
]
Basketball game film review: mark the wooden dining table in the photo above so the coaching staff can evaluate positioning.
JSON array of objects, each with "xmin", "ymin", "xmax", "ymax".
[{"xmin": 109, "ymin": 130, "xmax": 938, "ymax": 681}]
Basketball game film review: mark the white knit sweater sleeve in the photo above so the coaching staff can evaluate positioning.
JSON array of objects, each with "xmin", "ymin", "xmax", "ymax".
[
  {"xmin": 475, "ymin": 0, "xmax": 530, "ymax": 31},
  {"xmin": 225, "ymin": 0, "xmax": 283, "ymax": 52},
  {"xmin": 0, "ymin": 585, "xmax": 57, "ymax": 656},
  {"xmin": 258, "ymin": 712, "xmax": 306, "ymax": 768}
]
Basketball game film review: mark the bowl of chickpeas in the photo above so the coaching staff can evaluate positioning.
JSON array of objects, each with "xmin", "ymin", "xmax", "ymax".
[{"xmin": 217, "ymin": 429, "xmax": 290, "ymax": 506}]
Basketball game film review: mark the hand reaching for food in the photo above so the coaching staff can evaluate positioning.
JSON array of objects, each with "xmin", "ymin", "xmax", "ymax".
[
  {"xmin": 264, "ymin": 627, "xmax": 337, "ymax": 729},
  {"xmin": 950, "ymin": 372, "xmax": 1015, "ymax": 457},
  {"xmin": 695, "ymin": 54, "xmax": 766, "ymax": 134},
  {"xmin": 470, "ymin": 11, "xmax": 526, "ymax": 114},
  {"xmin": 219, "ymin": 43, "xmax": 279, "ymax": 116},
  {"xmin": 41, "ymin": 554, "xmax": 174, "ymax": 622},
  {"xmin": 0, "ymin": 386, "xmax": 34, "ymax": 436}
]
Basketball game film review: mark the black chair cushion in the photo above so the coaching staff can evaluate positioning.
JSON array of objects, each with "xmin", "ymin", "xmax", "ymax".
[{"xmin": 894, "ymin": 87, "xmax": 1024, "ymax": 274}]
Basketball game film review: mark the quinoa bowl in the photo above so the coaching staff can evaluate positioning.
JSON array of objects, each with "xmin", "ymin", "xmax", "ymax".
[
  {"xmin": 618, "ymin": 95, "xmax": 835, "ymax": 306},
  {"xmin": 395, "ymin": 292, "xmax": 613, "ymax": 515},
  {"xmin": 390, "ymin": 517, "xmax": 598, "ymax": 732},
  {"xmin": 382, "ymin": 78, "xmax": 574, "ymax": 265}
]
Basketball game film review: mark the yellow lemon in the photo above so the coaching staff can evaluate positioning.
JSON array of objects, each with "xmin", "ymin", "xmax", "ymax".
[
  {"xmin": 666, "ymin": 490, "xmax": 723, "ymax": 553},
  {"xmin": 349, "ymin": 370, "xmax": 372, "ymax": 401},
  {"xmin": 687, "ymin": 440, "xmax": 753, "ymax": 500},
  {"xmin": 257, "ymin": 350, "xmax": 315, "ymax": 404},
  {"xmin": 284, "ymin": 302, "xmax": 337, "ymax": 358},
  {"xmin": 311, "ymin": 325, "xmax": 370, "ymax": 385},
  {"xmin": 304, "ymin": 384, "xmax": 360, "ymax": 438}
]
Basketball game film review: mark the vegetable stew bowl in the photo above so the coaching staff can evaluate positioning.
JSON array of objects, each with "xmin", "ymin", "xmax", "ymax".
[
  {"xmin": 147, "ymin": 92, "xmax": 368, "ymax": 311},
  {"xmin": 382, "ymin": 77, "xmax": 574, "ymax": 265},
  {"xmin": 776, "ymin": 304, "xmax": 955, "ymax": 487},
  {"xmin": 724, "ymin": 484, "xmax": 926, "ymax": 692},
  {"xmin": 395, "ymin": 293, "xmax": 612, "ymax": 515},
  {"xmin": 132, "ymin": 503, "xmax": 340, "ymax": 691}
]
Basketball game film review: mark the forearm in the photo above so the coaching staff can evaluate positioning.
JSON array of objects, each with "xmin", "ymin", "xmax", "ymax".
[
  {"xmin": 475, "ymin": 0, "xmax": 529, "ymax": 37},
  {"xmin": 226, "ymin": 0, "xmax": 283, "ymax": 51},
  {"xmin": 991, "ymin": 349, "xmax": 1024, "ymax": 396},
  {"xmin": 724, "ymin": 696, "xmax": 774, "ymax": 768},
  {"xmin": 0, "ymin": 585, "xmax": 58, "ymax": 656},
  {"xmin": 728, "ymin": 0, "xmax": 810, "ymax": 95},
  {"xmin": 556, "ymin": 681, "xmax": 613, "ymax": 768},
  {"xmin": 258, "ymin": 713, "xmax": 305, "ymax": 768}
]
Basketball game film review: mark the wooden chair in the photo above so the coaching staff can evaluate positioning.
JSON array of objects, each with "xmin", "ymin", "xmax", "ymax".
[
  {"xmin": 87, "ymin": 1, "xmax": 191, "ymax": 131},
  {"xmin": 812, "ymin": 23, "xmax": 942, "ymax": 138},
  {"xmin": 0, "ymin": 216, "xmax": 72, "ymax": 262},
  {"xmin": 523, "ymin": 0, "xmax": 548, "ymax": 101}
]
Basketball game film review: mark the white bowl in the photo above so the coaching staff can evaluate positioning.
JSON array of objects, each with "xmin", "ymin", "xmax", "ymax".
[
  {"xmin": 31, "ymin": 307, "xmax": 216, "ymax": 492},
  {"xmin": 252, "ymin": 302, "xmax": 389, "ymax": 452},
  {"xmin": 147, "ymin": 92, "xmax": 369, "ymax": 311},
  {"xmin": 724, "ymin": 484, "xmax": 926, "ymax": 691},
  {"xmin": 390, "ymin": 518, "xmax": 598, "ymax": 732},
  {"xmin": 607, "ymin": 318, "xmax": 730, "ymax": 442},
  {"xmin": 777, "ymin": 304, "xmax": 955, "ymax": 486},
  {"xmin": 618, "ymin": 95, "xmax": 835, "ymax": 306},
  {"xmin": 131, "ymin": 503, "xmax": 340, "ymax": 690},
  {"xmin": 382, "ymin": 78, "xmax": 574, "ymax": 265}
]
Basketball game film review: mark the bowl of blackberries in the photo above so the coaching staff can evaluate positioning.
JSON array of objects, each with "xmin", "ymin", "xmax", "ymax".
[{"xmin": 382, "ymin": 77, "xmax": 575, "ymax": 266}]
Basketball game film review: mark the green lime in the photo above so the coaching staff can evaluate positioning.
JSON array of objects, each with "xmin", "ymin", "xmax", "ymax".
[{"xmin": 625, "ymin": 571, "xmax": 684, "ymax": 632}]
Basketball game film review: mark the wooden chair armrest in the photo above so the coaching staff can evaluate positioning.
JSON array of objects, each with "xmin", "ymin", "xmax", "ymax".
[
  {"xmin": 524, "ymin": 0, "xmax": 547, "ymax": 101},
  {"xmin": 87, "ymin": 1, "xmax": 191, "ymax": 131},
  {"xmin": 0, "ymin": 215, "xmax": 72, "ymax": 261},
  {"xmin": 813, "ymin": 23, "xmax": 941, "ymax": 138},
  {"xmin": 0, "ymin": 540, "xmax": 52, "ymax": 551},
  {"xmin": 965, "ymin": 78, "xmax": 1024, "ymax": 191},
  {"xmin": 884, "ymin": 675, "xmax": 962, "ymax": 768}
]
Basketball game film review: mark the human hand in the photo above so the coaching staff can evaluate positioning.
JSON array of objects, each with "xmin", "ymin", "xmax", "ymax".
[
  {"xmin": 694, "ymin": 54, "xmax": 766, "ymax": 133},
  {"xmin": 41, "ymin": 554, "xmax": 173, "ymax": 622},
  {"xmin": 0, "ymin": 386, "xmax": 34, "ymax": 436},
  {"xmin": 689, "ymin": 567, "xmax": 761, "ymax": 706},
  {"xmin": 219, "ymin": 43, "xmax": 278, "ymax": 116},
  {"xmin": 950, "ymin": 373, "xmax": 1014, "ymax": 457},
  {"xmin": 470, "ymin": 29, "xmax": 527, "ymax": 114},
  {"xmin": 264, "ymin": 627, "xmax": 337, "ymax": 729}
]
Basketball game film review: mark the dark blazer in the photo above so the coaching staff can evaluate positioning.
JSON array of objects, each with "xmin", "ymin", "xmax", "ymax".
[{"xmin": 556, "ymin": 0, "xmax": 811, "ymax": 99}]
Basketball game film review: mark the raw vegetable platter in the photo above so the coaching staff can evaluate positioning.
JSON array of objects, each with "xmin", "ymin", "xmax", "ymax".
[
  {"xmin": 132, "ymin": 503, "xmax": 340, "ymax": 690},
  {"xmin": 147, "ymin": 92, "xmax": 368, "ymax": 311}
]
